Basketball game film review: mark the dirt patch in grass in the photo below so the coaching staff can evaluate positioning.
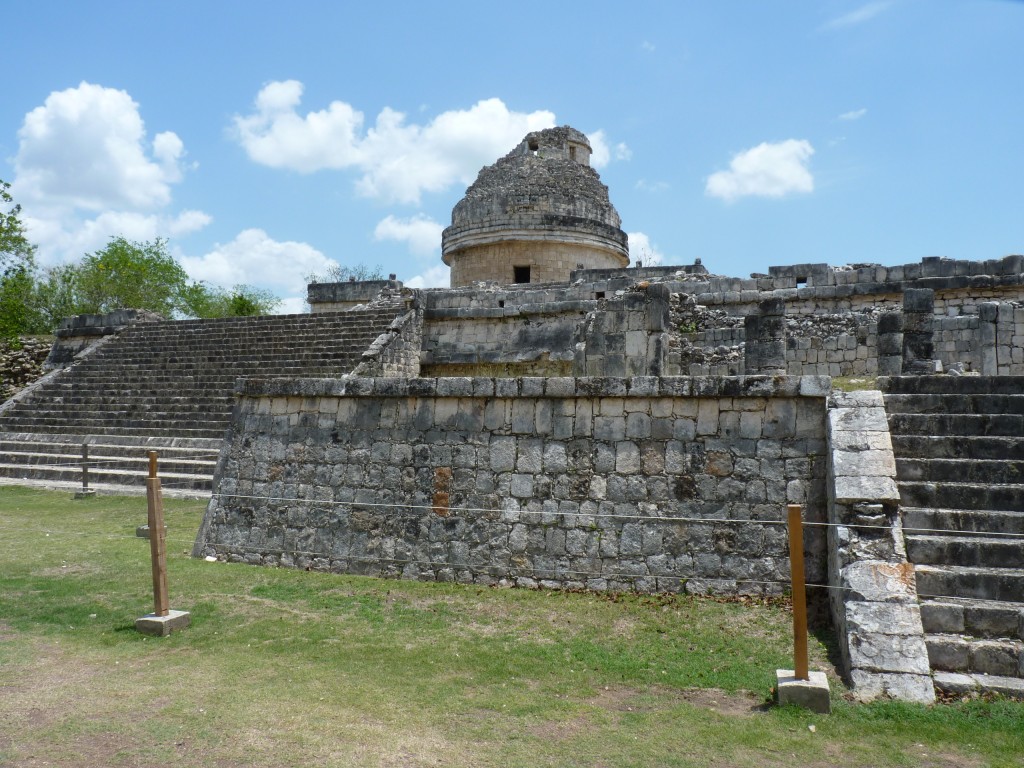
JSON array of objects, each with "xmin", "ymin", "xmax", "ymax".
[
  {"xmin": 37, "ymin": 562, "xmax": 102, "ymax": 577},
  {"xmin": 527, "ymin": 684, "xmax": 768, "ymax": 744},
  {"xmin": 676, "ymin": 687, "xmax": 769, "ymax": 716}
]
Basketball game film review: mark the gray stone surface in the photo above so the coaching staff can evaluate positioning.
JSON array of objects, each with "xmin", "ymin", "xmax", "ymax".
[
  {"xmin": 776, "ymin": 670, "xmax": 832, "ymax": 713},
  {"xmin": 135, "ymin": 609, "xmax": 191, "ymax": 637},
  {"xmin": 195, "ymin": 377, "xmax": 829, "ymax": 601}
]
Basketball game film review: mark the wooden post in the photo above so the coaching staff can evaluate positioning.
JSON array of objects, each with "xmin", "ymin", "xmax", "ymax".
[
  {"xmin": 787, "ymin": 503, "xmax": 809, "ymax": 681},
  {"xmin": 147, "ymin": 451, "xmax": 169, "ymax": 617},
  {"xmin": 81, "ymin": 442, "xmax": 90, "ymax": 492}
]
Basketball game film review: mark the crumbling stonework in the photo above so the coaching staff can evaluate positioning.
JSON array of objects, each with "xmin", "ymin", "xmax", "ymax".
[
  {"xmin": 0, "ymin": 337, "xmax": 50, "ymax": 401},
  {"xmin": 442, "ymin": 126, "xmax": 629, "ymax": 287},
  {"xmin": 195, "ymin": 375, "xmax": 829, "ymax": 603}
]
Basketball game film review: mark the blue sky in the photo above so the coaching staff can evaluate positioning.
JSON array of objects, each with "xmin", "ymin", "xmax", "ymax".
[{"xmin": 2, "ymin": 1, "xmax": 1021, "ymax": 311}]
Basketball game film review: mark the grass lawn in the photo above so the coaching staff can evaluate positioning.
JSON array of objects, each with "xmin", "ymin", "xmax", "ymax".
[{"xmin": 0, "ymin": 485, "xmax": 1021, "ymax": 767}]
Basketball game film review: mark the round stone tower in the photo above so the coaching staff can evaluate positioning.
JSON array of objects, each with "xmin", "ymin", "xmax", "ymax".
[{"xmin": 442, "ymin": 126, "xmax": 629, "ymax": 287}]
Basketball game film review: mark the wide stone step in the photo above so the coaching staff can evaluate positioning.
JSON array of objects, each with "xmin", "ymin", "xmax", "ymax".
[
  {"xmin": 896, "ymin": 458, "xmax": 1024, "ymax": 484},
  {"xmin": 891, "ymin": 435, "xmax": 1024, "ymax": 461},
  {"xmin": 921, "ymin": 597, "xmax": 1024, "ymax": 640},
  {"xmin": 0, "ymin": 416, "xmax": 229, "ymax": 433},
  {"xmin": 915, "ymin": 564, "xmax": 1024, "ymax": 603},
  {"xmin": 0, "ymin": 423, "xmax": 226, "ymax": 439},
  {"xmin": 0, "ymin": 449, "xmax": 215, "ymax": 474},
  {"xmin": 0, "ymin": 432, "xmax": 222, "ymax": 451},
  {"xmin": 884, "ymin": 393, "xmax": 1024, "ymax": 416},
  {"xmin": 0, "ymin": 461, "xmax": 213, "ymax": 490},
  {"xmin": 880, "ymin": 375, "xmax": 1024, "ymax": 396},
  {"xmin": 925, "ymin": 633, "xmax": 1023, "ymax": 677},
  {"xmin": 899, "ymin": 481, "xmax": 1024, "ymax": 512},
  {"xmin": 906, "ymin": 534, "xmax": 1024, "ymax": 568},
  {"xmin": 888, "ymin": 412, "xmax": 1024, "ymax": 437},
  {"xmin": 903, "ymin": 507, "xmax": 1024, "ymax": 536},
  {"xmin": 933, "ymin": 671, "xmax": 1024, "ymax": 700}
]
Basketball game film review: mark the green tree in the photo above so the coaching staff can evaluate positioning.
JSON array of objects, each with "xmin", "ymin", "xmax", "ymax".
[
  {"xmin": 305, "ymin": 263, "xmax": 386, "ymax": 284},
  {"xmin": 31, "ymin": 264, "xmax": 81, "ymax": 333},
  {"xmin": 0, "ymin": 179, "xmax": 35, "ymax": 271},
  {"xmin": 74, "ymin": 236, "xmax": 192, "ymax": 317},
  {"xmin": 0, "ymin": 265, "xmax": 39, "ymax": 341},
  {"xmin": 179, "ymin": 282, "xmax": 281, "ymax": 318}
]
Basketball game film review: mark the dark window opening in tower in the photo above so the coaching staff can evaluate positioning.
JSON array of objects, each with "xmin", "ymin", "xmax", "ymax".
[
  {"xmin": 569, "ymin": 146, "xmax": 577, "ymax": 161},
  {"xmin": 528, "ymin": 139, "xmax": 539, "ymax": 153},
  {"xmin": 514, "ymin": 266, "xmax": 531, "ymax": 284}
]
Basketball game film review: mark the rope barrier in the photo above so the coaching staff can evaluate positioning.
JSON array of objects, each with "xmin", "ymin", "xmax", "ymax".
[
  {"xmin": 3, "ymin": 482, "xmax": 1023, "ymax": 539},
  {"xmin": 7, "ymin": 522, "xmax": 1023, "ymax": 607}
]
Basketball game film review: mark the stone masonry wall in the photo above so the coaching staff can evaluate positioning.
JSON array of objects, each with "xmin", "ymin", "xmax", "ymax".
[
  {"xmin": 194, "ymin": 376, "xmax": 830, "ymax": 606},
  {"xmin": 421, "ymin": 282, "xmax": 670, "ymax": 378},
  {"xmin": 349, "ymin": 307, "xmax": 423, "ymax": 378},
  {"xmin": 448, "ymin": 240, "xmax": 625, "ymax": 287},
  {"xmin": 0, "ymin": 337, "xmax": 51, "ymax": 402}
]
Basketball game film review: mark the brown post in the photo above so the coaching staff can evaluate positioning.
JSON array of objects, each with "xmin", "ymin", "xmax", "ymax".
[
  {"xmin": 147, "ymin": 451, "xmax": 169, "ymax": 617},
  {"xmin": 787, "ymin": 503, "xmax": 809, "ymax": 681},
  {"xmin": 81, "ymin": 442, "xmax": 90, "ymax": 492}
]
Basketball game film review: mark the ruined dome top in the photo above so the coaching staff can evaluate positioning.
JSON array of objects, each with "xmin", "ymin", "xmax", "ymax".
[{"xmin": 447, "ymin": 126, "xmax": 623, "ymax": 231}]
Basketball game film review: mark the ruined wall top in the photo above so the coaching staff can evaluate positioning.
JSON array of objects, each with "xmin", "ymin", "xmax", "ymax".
[{"xmin": 446, "ymin": 125, "xmax": 622, "ymax": 231}]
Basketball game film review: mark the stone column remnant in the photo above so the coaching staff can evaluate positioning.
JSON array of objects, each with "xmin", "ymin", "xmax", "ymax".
[
  {"xmin": 901, "ymin": 288, "xmax": 935, "ymax": 375},
  {"xmin": 876, "ymin": 311, "xmax": 904, "ymax": 376},
  {"xmin": 744, "ymin": 297, "xmax": 787, "ymax": 374},
  {"xmin": 979, "ymin": 302, "xmax": 999, "ymax": 375}
]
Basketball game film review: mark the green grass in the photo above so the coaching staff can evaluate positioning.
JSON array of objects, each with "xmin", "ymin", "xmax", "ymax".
[
  {"xmin": 832, "ymin": 376, "xmax": 880, "ymax": 392},
  {"xmin": 0, "ymin": 485, "xmax": 1021, "ymax": 767}
]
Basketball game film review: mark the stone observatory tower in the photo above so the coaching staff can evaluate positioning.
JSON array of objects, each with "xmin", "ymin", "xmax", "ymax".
[{"xmin": 442, "ymin": 126, "xmax": 630, "ymax": 287}]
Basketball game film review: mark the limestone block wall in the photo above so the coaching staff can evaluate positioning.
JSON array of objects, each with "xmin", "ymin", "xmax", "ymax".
[
  {"xmin": 576, "ymin": 286, "xmax": 670, "ymax": 377},
  {"xmin": 448, "ymin": 239, "xmax": 625, "ymax": 287},
  {"xmin": 194, "ymin": 375, "xmax": 830, "ymax": 605},
  {"xmin": 421, "ymin": 282, "xmax": 670, "ymax": 378},
  {"xmin": 660, "ymin": 256, "xmax": 1024, "ymax": 376},
  {"xmin": 349, "ymin": 308, "xmax": 423, "ymax": 378},
  {"xmin": 421, "ymin": 287, "xmax": 589, "ymax": 377},
  {"xmin": 308, "ymin": 279, "xmax": 403, "ymax": 313}
]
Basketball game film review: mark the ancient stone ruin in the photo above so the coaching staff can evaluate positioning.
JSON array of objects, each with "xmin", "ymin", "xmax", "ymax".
[{"xmin": 2, "ymin": 125, "xmax": 1023, "ymax": 703}]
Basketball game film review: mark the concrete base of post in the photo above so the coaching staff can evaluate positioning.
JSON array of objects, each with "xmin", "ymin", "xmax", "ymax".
[
  {"xmin": 136, "ymin": 609, "xmax": 191, "ymax": 637},
  {"xmin": 74, "ymin": 489, "xmax": 96, "ymax": 499},
  {"xmin": 776, "ymin": 669, "xmax": 832, "ymax": 714}
]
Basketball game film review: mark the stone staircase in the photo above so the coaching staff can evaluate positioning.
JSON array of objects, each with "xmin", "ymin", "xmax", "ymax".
[
  {"xmin": 882, "ymin": 375, "xmax": 1024, "ymax": 698},
  {"xmin": 0, "ymin": 307, "xmax": 404, "ymax": 496}
]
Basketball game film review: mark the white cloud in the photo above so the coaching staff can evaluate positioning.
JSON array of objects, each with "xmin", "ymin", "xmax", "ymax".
[
  {"xmin": 24, "ymin": 209, "xmax": 211, "ymax": 266},
  {"xmin": 641, "ymin": 40, "xmax": 656, "ymax": 52},
  {"xmin": 705, "ymin": 140, "xmax": 815, "ymax": 203},
  {"xmin": 373, "ymin": 214, "xmax": 443, "ymax": 257},
  {"xmin": 635, "ymin": 179, "xmax": 670, "ymax": 193},
  {"xmin": 838, "ymin": 108, "xmax": 868, "ymax": 121},
  {"xmin": 627, "ymin": 232, "xmax": 667, "ymax": 267},
  {"xmin": 823, "ymin": 2, "xmax": 890, "ymax": 30},
  {"xmin": 277, "ymin": 296, "xmax": 309, "ymax": 315},
  {"xmin": 11, "ymin": 81, "xmax": 209, "ymax": 267},
  {"xmin": 233, "ymin": 84, "xmax": 556, "ymax": 204},
  {"xmin": 587, "ymin": 130, "xmax": 630, "ymax": 168},
  {"xmin": 179, "ymin": 228, "xmax": 337, "ymax": 296},
  {"xmin": 404, "ymin": 264, "xmax": 450, "ymax": 289},
  {"xmin": 15, "ymin": 82, "xmax": 187, "ymax": 211}
]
